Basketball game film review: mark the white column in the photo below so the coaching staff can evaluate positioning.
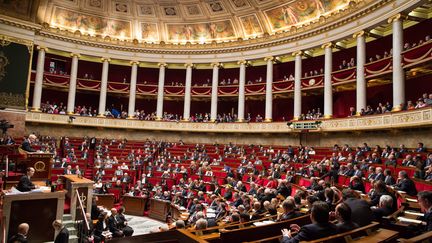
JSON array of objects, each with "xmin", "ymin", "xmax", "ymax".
[
  {"xmin": 32, "ymin": 46, "xmax": 46, "ymax": 111},
  {"xmin": 264, "ymin": 57, "xmax": 274, "ymax": 122},
  {"xmin": 293, "ymin": 51, "xmax": 303, "ymax": 120},
  {"xmin": 183, "ymin": 63, "xmax": 193, "ymax": 121},
  {"xmin": 156, "ymin": 63, "xmax": 167, "ymax": 120},
  {"xmin": 128, "ymin": 61, "xmax": 139, "ymax": 118},
  {"xmin": 98, "ymin": 57, "xmax": 110, "ymax": 116},
  {"xmin": 210, "ymin": 62, "xmax": 220, "ymax": 121},
  {"xmin": 237, "ymin": 60, "xmax": 246, "ymax": 122},
  {"xmin": 67, "ymin": 53, "xmax": 79, "ymax": 114},
  {"xmin": 322, "ymin": 43, "xmax": 333, "ymax": 118},
  {"xmin": 354, "ymin": 31, "xmax": 366, "ymax": 114},
  {"xmin": 389, "ymin": 14, "xmax": 405, "ymax": 111}
]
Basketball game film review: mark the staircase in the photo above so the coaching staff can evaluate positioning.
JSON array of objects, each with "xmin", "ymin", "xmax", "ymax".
[{"xmin": 43, "ymin": 214, "xmax": 79, "ymax": 243}]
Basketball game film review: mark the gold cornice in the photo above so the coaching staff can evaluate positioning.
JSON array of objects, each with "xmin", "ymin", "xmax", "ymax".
[
  {"xmin": 158, "ymin": 63, "xmax": 168, "ymax": 68},
  {"xmin": 185, "ymin": 63, "xmax": 194, "ymax": 68},
  {"xmin": 70, "ymin": 53, "xmax": 80, "ymax": 58},
  {"xmin": 211, "ymin": 62, "xmax": 223, "ymax": 68},
  {"xmin": 353, "ymin": 30, "xmax": 365, "ymax": 39},
  {"xmin": 37, "ymin": 45, "xmax": 48, "ymax": 51},
  {"xmin": 387, "ymin": 13, "xmax": 408, "ymax": 24},
  {"xmin": 321, "ymin": 42, "xmax": 334, "ymax": 49},
  {"xmin": 25, "ymin": 0, "xmax": 393, "ymax": 55},
  {"xmin": 101, "ymin": 57, "xmax": 111, "ymax": 63},
  {"xmin": 264, "ymin": 56, "xmax": 274, "ymax": 62},
  {"xmin": 292, "ymin": 51, "xmax": 303, "ymax": 57},
  {"xmin": 130, "ymin": 61, "xmax": 140, "ymax": 66}
]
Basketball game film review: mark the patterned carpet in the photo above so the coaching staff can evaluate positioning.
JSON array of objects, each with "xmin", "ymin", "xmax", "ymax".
[{"xmin": 124, "ymin": 215, "xmax": 166, "ymax": 236}]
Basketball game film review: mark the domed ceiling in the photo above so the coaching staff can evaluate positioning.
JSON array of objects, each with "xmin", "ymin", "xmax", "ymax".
[{"xmin": 31, "ymin": 0, "xmax": 352, "ymax": 44}]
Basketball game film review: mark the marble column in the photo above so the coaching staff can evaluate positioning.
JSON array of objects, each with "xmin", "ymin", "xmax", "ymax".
[
  {"xmin": 237, "ymin": 60, "xmax": 247, "ymax": 122},
  {"xmin": 354, "ymin": 31, "xmax": 366, "ymax": 115},
  {"xmin": 389, "ymin": 14, "xmax": 405, "ymax": 111},
  {"xmin": 264, "ymin": 57, "xmax": 274, "ymax": 122},
  {"xmin": 322, "ymin": 43, "xmax": 333, "ymax": 118},
  {"xmin": 156, "ymin": 63, "xmax": 167, "ymax": 120},
  {"xmin": 98, "ymin": 57, "xmax": 110, "ymax": 116},
  {"xmin": 293, "ymin": 51, "xmax": 303, "ymax": 120},
  {"xmin": 32, "ymin": 46, "xmax": 47, "ymax": 111},
  {"xmin": 67, "ymin": 53, "xmax": 80, "ymax": 114},
  {"xmin": 183, "ymin": 63, "xmax": 194, "ymax": 121},
  {"xmin": 210, "ymin": 62, "xmax": 221, "ymax": 121},
  {"xmin": 127, "ymin": 61, "xmax": 139, "ymax": 118}
]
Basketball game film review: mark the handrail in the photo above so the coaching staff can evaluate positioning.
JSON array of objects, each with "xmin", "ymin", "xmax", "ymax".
[
  {"xmin": 75, "ymin": 189, "xmax": 90, "ymax": 236},
  {"xmin": 1, "ymin": 215, "xmax": 6, "ymax": 243}
]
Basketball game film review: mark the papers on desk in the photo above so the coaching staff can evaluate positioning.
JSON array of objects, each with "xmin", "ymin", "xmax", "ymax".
[
  {"xmin": 404, "ymin": 211, "xmax": 423, "ymax": 217},
  {"xmin": 31, "ymin": 186, "xmax": 51, "ymax": 192},
  {"xmin": 406, "ymin": 198, "xmax": 418, "ymax": 203},
  {"xmin": 6, "ymin": 186, "xmax": 50, "ymax": 194},
  {"xmin": 397, "ymin": 216, "xmax": 422, "ymax": 224},
  {"xmin": 253, "ymin": 221, "xmax": 275, "ymax": 226}
]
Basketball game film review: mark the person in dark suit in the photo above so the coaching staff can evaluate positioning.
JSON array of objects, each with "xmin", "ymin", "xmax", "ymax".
[
  {"xmin": 116, "ymin": 207, "xmax": 134, "ymax": 237},
  {"xmin": 77, "ymin": 213, "xmax": 101, "ymax": 243},
  {"xmin": 335, "ymin": 202, "xmax": 359, "ymax": 233},
  {"xmin": 342, "ymin": 189, "xmax": 373, "ymax": 227},
  {"xmin": 8, "ymin": 223, "xmax": 29, "ymax": 243},
  {"xmin": 394, "ymin": 170, "xmax": 418, "ymax": 196},
  {"xmin": 278, "ymin": 199, "xmax": 303, "ymax": 221},
  {"xmin": 418, "ymin": 191, "xmax": 432, "ymax": 232},
  {"xmin": 384, "ymin": 169, "xmax": 396, "ymax": 186},
  {"xmin": 53, "ymin": 220, "xmax": 69, "ymax": 243},
  {"xmin": 108, "ymin": 208, "xmax": 124, "ymax": 238},
  {"xmin": 94, "ymin": 212, "xmax": 109, "ymax": 240},
  {"xmin": 372, "ymin": 195, "xmax": 394, "ymax": 222},
  {"xmin": 281, "ymin": 201, "xmax": 338, "ymax": 243},
  {"xmin": 20, "ymin": 134, "xmax": 37, "ymax": 152},
  {"xmin": 17, "ymin": 167, "xmax": 37, "ymax": 192}
]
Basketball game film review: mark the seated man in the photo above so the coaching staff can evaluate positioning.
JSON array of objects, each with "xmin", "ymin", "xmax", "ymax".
[
  {"xmin": 278, "ymin": 199, "xmax": 303, "ymax": 221},
  {"xmin": 116, "ymin": 207, "xmax": 134, "ymax": 237},
  {"xmin": 394, "ymin": 170, "xmax": 418, "ymax": 196},
  {"xmin": 372, "ymin": 195, "xmax": 394, "ymax": 222},
  {"xmin": 417, "ymin": 191, "xmax": 432, "ymax": 232},
  {"xmin": 108, "ymin": 208, "xmax": 124, "ymax": 238},
  {"xmin": 281, "ymin": 201, "xmax": 338, "ymax": 243},
  {"xmin": 17, "ymin": 167, "xmax": 37, "ymax": 192},
  {"xmin": 335, "ymin": 202, "xmax": 359, "ymax": 233}
]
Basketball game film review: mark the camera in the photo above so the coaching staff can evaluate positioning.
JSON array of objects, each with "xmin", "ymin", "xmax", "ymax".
[{"xmin": 0, "ymin": 120, "xmax": 14, "ymax": 134}]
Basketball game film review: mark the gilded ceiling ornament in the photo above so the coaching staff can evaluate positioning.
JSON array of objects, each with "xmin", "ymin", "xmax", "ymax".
[
  {"xmin": 89, "ymin": 0, "xmax": 101, "ymax": 8},
  {"xmin": 164, "ymin": 7, "xmax": 177, "ymax": 16},
  {"xmin": 115, "ymin": 3, "xmax": 128, "ymax": 13},
  {"xmin": 233, "ymin": 0, "xmax": 247, "ymax": 8},
  {"xmin": 210, "ymin": 2, "xmax": 223, "ymax": 12}
]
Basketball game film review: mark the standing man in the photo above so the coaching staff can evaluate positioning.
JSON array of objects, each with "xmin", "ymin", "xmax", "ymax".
[
  {"xmin": 16, "ymin": 167, "xmax": 37, "ymax": 192},
  {"xmin": 8, "ymin": 223, "xmax": 29, "ymax": 243},
  {"xmin": 20, "ymin": 134, "xmax": 37, "ymax": 152},
  {"xmin": 53, "ymin": 220, "xmax": 69, "ymax": 243}
]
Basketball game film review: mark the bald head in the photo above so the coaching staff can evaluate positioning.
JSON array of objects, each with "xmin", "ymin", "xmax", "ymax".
[{"xmin": 17, "ymin": 223, "xmax": 29, "ymax": 235}]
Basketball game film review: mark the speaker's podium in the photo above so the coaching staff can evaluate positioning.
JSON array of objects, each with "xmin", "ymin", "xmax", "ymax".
[
  {"xmin": 17, "ymin": 149, "xmax": 53, "ymax": 180},
  {"xmin": 1, "ymin": 189, "xmax": 66, "ymax": 242},
  {"xmin": 60, "ymin": 175, "xmax": 94, "ymax": 221}
]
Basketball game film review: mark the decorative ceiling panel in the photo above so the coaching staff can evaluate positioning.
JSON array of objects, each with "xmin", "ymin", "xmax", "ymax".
[{"xmin": 37, "ymin": 0, "xmax": 357, "ymax": 44}]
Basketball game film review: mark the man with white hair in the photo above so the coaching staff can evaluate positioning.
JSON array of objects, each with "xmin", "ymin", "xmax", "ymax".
[
  {"xmin": 21, "ymin": 134, "xmax": 37, "ymax": 152},
  {"xmin": 371, "ymin": 195, "xmax": 394, "ymax": 221},
  {"xmin": 195, "ymin": 218, "xmax": 208, "ymax": 230}
]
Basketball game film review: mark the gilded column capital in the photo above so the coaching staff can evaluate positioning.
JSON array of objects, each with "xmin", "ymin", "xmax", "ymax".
[
  {"xmin": 237, "ymin": 60, "xmax": 248, "ymax": 65},
  {"xmin": 37, "ymin": 46, "xmax": 48, "ymax": 51},
  {"xmin": 387, "ymin": 13, "xmax": 406, "ymax": 24},
  {"xmin": 353, "ymin": 30, "xmax": 365, "ymax": 39},
  {"xmin": 158, "ymin": 63, "xmax": 168, "ymax": 68},
  {"xmin": 130, "ymin": 60, "xmax": 140, "ymax": 66},
  {"xmin": 321, "ymin": 42, "xmax": 334, "ymax": 49},
  {"xmin": 184, "ymin": 63, "xmax": 194, "ymax": 68},
  {"xmin": 292, "ymin": 51, "xmax": 303, "ymax": 57},
  {"xmin": 101, "ymin": 57, "xmax": 111, "ymax": 63},
  {"xmin": 70, "ymin": 53, "xmax": 80, "ymax": 58},
  {"xmin": 264, "ymin": 56, "xmax": 274, "ymax": 62},
  {"xmin": 211, "ymin": 62, "xmax": 223, "ymax": 68}
]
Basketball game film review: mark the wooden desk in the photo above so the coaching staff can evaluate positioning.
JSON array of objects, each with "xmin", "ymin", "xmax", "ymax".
[
  {"xmin": 1, "ymin": 190, "xmax": 65, "ymax": 242},
  {"xmin": 61, "ymin": 175, "xmax": 94, "ymax": 221},
  {"xmin": 94, "ymin": 193, "xmax": 116, "ymax": 209},
  {"xmin": 18, "ymin": 151, "xmax": 53, "ymax": 180},
  {"xmin": 354, "ymin": 229, "xmax": 399, "ymax": 243},
  {"xmin": 149, "ymin": 198, "xmax": 170, "ymax": 222},
  {"xmin": 122, "ymin": 195, "xmax": 147, "ymax": 216}
]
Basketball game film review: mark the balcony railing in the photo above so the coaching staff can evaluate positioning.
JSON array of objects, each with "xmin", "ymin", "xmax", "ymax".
[{"xmin": 25, "ymin": 107, "xmax": 432, "ymax": 133}]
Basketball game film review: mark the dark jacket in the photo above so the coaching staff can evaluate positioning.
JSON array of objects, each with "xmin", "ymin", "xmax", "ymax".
[
  {"xmin": 394, "ymin": 178, "xmax": 418, "ymax": 196},
  {"xmin": 54, "ymin": 227, "xmax": 69, "ymax": 243},
  {"xmin": 336, "ymin": 221, "xmax": 359, "ymax": 233},
  {"xmin": 344, "ymin": 198, "xmax": 373, "ymax": 227},
  {"xmin": 21, "ymin": 140, "xmax": 36, "ymax": 152},
  {"xmin": 8, "ymin": 234, "xmax": 27, "ymax": 243},
  {"xmin": 17, "ymin": 175, "xmax": 35, "ymax": 192},
  {"xmin": 281, "ymin": 222, "xmax": 338, "ymax": 243}
]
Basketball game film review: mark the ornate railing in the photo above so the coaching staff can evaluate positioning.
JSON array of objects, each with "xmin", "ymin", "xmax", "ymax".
[{"xmin": 25, "ymin": 107, "xmax": 432, "ymax": 133}]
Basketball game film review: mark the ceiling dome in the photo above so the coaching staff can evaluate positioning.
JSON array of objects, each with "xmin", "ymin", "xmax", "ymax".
[{"xmin": 36, "ymin": 0, "xmax": 353, "ymax": 44}]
